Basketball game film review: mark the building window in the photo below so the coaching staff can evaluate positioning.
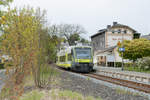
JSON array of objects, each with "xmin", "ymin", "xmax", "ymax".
[
  {"xmin": 124, "ymin": 30, "xmax": 127, "ymax": 34},
  {"xmin": 118, "ymin": 29, "xmax": 121, "ymax": 34},
  {"xmin": 97, "ymin": 42, "xmax": 98, "ymax": 46},
  {"xmin": 112, "ymin": 30, "xmax": 115, "ymax": 34}
]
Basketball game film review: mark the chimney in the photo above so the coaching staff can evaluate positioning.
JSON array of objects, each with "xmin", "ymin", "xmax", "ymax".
[
  {"xmin": 107, "ymin": 25, "xmax": 111, "ymax": 29},
  {"xmin": 113, "ymin": 22, "xmax": 118, "ymax": 26}
]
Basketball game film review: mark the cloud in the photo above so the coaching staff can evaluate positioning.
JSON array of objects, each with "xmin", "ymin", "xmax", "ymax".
[{"xmin": 11, "ymin": 0, "xmax": 150, "ymax": 39}]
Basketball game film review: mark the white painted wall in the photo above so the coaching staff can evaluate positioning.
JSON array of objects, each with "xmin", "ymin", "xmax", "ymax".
[
  {"xmin": 106, "ymin": 28, "xmax": 133, "ymax": 47},
  {"xmin": 107, "ymin": 35, "xmax": 133, "ymax": 47},
  {"xmin": 114, "ymin": 47, "xmax": 122, "ymax": 62}
]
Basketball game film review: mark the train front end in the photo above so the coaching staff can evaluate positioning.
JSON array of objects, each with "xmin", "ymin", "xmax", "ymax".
[{"xmin": 72, "ymin": 47, "xmax": 94, "ymax": 72}]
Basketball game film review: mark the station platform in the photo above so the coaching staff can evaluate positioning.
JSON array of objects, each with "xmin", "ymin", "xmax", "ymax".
[{"xmin": 94, "ymin": 66, "xmax": 150, "ymax": 84}]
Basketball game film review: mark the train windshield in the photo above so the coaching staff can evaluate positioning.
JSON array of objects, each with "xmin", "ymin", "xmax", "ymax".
[{"xmin": 75, "ymin": 48, "xmax": 91, "ymax": 59}]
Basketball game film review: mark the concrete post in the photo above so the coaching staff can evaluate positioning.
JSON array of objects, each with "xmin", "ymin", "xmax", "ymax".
[{"xmin": 106, "ymin": 56, "xmax": 108, "ymax": 67}]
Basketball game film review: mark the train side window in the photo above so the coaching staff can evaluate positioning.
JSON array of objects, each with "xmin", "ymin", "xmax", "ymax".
[
  {"xmin": 60, "ymin": 56, "xmax": 63, "ymax": 62},
  {"xmin": 60, "ymin": 56, "xmax": 65, "ymax": 62},
  {"xmin": 61, "ymin": 56, "xmax": 63, "ymax": 62},
  {"xmin": 63, "ymin": 56, "xmax": 65, "ymax": 62},
  {"xmin": 68, "ymin": 54, "xmax": 72, "ymax": 61}
]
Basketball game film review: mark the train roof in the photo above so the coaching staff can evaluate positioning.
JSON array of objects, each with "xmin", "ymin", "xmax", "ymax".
[{"xmin": 57, "ymin": 45, "xmax": 92, "ymax": 56}]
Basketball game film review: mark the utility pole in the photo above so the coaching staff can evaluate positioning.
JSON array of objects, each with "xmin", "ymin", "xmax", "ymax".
[
  {"xmin": 121, "ymin": 31, "xmax": 124, "ymax": 71},
  {"xmin": 121, "ymin": 51, "xmax": 124, "ymax": 71},
  {"xmin": 118, "ymin": 31, "xmax": 125, "ymax": 71}
]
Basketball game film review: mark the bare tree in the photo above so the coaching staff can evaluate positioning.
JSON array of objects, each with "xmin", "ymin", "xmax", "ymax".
[{"xmin": 50, "ymin": 24, "xmax": 86, "ymax": 46}]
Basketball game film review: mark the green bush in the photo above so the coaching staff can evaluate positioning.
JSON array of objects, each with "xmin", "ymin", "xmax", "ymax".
[
  {"xmin": 124, "ymin": 57, "xmax": 150, "ymax": 73},
  {"xmin": 136, "ymin": 57, "xmax": 150, "ymax": 70},
  {"xmin": 116, "ymin": 62, "xmax": 133, "ymax": 68},
  {"xmin": 124, "ymin": 63, "xmax": 133, "ymax": 67},
  {"xmin": 115, "ymin": 62, "xmax": 122, "ymax": 67}
]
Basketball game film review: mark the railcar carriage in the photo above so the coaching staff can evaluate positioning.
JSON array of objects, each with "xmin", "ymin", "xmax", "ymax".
[{"xmin": 56, "ymin": 46, "xmax": 94, "ymax": 72}]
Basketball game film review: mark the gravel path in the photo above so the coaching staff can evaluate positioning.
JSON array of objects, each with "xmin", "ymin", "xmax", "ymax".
[
  {"xmin": 0, "ymin": 70, "xmax": 6, "ymax": 92},
  {"xmin": 58, "ymin": 70, "xmax": 149, "ymax": 100}
]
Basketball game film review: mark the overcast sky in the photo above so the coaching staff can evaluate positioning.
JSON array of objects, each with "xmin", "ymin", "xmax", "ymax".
[{"xmin": 11, "ymin": 0, "xmax": 150, "ymax": 39}]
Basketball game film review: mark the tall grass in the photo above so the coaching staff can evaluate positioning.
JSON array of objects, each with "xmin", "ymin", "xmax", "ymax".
[{"xmin": 33, "ymin": 64, "xmax": 60, "ymax": 88}]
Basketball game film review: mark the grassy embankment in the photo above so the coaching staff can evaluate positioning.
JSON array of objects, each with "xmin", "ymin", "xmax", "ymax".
[
  {"xmin": 20, "ymin": 89, "xmax": 102, "ymax": 100},
  {"xmin": 21, "ymin": 65, "xmax": 102, "ymax": 100}
]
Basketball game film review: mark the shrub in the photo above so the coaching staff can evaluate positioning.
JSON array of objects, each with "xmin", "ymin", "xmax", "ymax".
[
  {"xmin": 115, "ymin": 62, "xmax": 122, "ymax": 67},
  {"xmin": 33, "ymin": 64, "xmax": 59, "ymax": 88},
  {"xmin": 124, "ymin": 63, "xmax": 133, "ymax": 67},
  {"xmin": 136, "ymin": 57, "xmax": 150, "ymax": 70}
]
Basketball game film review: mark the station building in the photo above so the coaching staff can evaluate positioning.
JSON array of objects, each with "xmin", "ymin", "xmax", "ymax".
[{"xmin": 91, "ymin": 22, "xmax": 140, "ymax": 67}]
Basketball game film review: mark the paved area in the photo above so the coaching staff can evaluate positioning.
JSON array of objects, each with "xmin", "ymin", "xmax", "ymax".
[
  {"xmin": 94, "ymin": 66, "xmax": 150, "ymax": 84},
  {"xmin": 94, "ymin": 66, "xmax": 150, "ymax": 78}
]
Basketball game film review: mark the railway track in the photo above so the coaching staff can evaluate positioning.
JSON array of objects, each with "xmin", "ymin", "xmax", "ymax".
[
  {"xmin": 83, "ymin": 73, "xmax": 150, "ymax": 93},
  {"xmin": 55, "ymin": 66, "xmax": 150, "ymax": 93}
]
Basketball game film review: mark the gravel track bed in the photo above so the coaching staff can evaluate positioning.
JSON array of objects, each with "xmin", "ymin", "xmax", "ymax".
[{"xmin": 59, "ymin": 70, "xmax": 149, "ymax": 100}]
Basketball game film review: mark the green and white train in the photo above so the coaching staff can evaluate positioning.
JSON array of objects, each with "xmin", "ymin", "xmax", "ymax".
[{"xmin": 56, "ymin": 46, "xmax": 94, "ymax": 72}]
